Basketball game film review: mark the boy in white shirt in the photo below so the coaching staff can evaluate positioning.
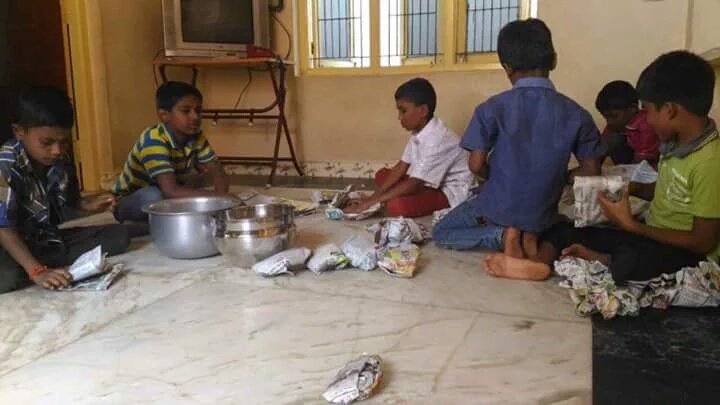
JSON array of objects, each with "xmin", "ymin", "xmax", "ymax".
[{"xmin": 345, "ymin": 78, "xmax": 473, "ymax": 218}]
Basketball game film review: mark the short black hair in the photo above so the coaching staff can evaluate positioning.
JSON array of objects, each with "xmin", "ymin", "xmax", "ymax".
[
  {"xmin": 394, "ymin": 78, "xmax": 436, "ymax": 118},
  {"xmin": 156, "ymin": 81, "xmax": 203, "ymax": 111},
  {"xmin": 497, "ymin": 19, "xmax": 556, "ymax": 73},
  {"xmin": 637, "ymin": 50, "xmax": 716, "ymax": 116},
  {"xmin": 595, "ymin": 81, "xmax": 638, "ymax": 112},
  {"xmin": 16, "ymin": 86, "xmax": 74, "ymax": 129}
]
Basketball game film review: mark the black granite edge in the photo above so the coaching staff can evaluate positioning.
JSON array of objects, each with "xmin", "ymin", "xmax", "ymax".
[{"xmin": 593, "ymin": 307, "xmax": 720, "ymax": 405}]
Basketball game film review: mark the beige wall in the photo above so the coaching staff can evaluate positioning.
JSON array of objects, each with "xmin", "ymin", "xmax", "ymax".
[
  {"xmin": 689, "ymin": 0, "xmax": 720, "ymax": 54},
  {"xmin": 97, "ymin": 0, "xmax": 163, "ymax": 168},
  {"xmin": 96, "ymin": 0, "xmax": 694, "ymax": 170}
]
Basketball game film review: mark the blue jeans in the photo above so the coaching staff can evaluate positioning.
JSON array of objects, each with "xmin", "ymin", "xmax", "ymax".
[
  {"xmin": 432, "ymin": 197, "xmax": 505, "ymax": 251},
  {"xmin": 114, "ymin": 186, "xmax": 163, "ymax": 222}
]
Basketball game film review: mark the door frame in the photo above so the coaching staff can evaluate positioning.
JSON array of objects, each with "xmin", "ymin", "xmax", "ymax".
[{"xmin": 61, "ymin": 0, "xmax": 113, "ymax": 191}]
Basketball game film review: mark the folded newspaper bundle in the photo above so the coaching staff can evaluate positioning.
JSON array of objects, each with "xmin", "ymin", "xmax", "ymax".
[
  {"xmin": 58, "ymin": 245, "xmax": 125, "ymax": 291},
  {"xmin": 251, "ymin": 247, "xmax": 312, "ymax": 277},
  {"xmin": 378, "ymin": 244, "xmax": 420, "ymax": 278},
  {"xmin": 323, "ymin": 354, "xmax": 383, "ymax": 404},
  {"xmin": 367, "ymin": 217, "xmax": 429, "ymax": 248}
]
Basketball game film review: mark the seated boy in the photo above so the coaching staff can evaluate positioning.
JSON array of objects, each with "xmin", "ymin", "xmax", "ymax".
[
  {"xmin": 484, "ymin": 51, "xmax": 720, "ymax": 283},
  {"xmin": 344, "ymin": 78, "xmax": 473, "ymax": 218},
  {"xmin": 596, "ymin": 80, "xmax": 660, "ymax": 165},
  {"xmin": 432, "ymin": 19, "xmax": 602, "ymax": 259},
  {"xmin": 113, "ymin": 81, "xmax": 230, "ymax": 222},
  {"xmin": 0, "ymin": 87, "xmax": 139, "ymax": 292}
]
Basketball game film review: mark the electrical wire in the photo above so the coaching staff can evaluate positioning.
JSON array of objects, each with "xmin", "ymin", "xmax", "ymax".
[
  {"xmin": 272, "ymin": 14, "xmax": 293, "ymax": 60},
  {"xmin": 233, "ymin": 69, "xmax": 253, "ymax": 109}
]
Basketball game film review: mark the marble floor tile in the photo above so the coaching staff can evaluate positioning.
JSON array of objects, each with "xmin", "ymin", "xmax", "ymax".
[
  {"xmin": 209, "ymin": 215, "xmax": 582, "ymax": 322},
  {"xmin": 0, "ymin": 283, "xmax": 590, "ymax": 404}
]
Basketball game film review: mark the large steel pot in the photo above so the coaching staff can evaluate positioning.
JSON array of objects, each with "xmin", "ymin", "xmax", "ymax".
[{"xmin": 142, "ymin": 196, "xmax": 242, "ymax": 259}]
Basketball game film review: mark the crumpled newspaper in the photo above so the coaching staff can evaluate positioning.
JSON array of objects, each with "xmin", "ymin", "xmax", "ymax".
[
  {"xmin": 251, "ymin": 247, "xmax": 312, "ymax": 277},
  {"xmin": 307, "ymin": 244, "xmax": 350, "ymax": 274},
  {"xmin": 59, "ymin": 263, "xmax": 125, "ymax": 292},
  {"xmin": 323, "ymin": 354, "xmax": 383, "ymax": 404},
  {"xmin": 603, "ymin": 160, "xmax": 658, "ymax": 184},
  {"xmin": 555, "ymin": 257, "xmax": 720, "ymax": 319},
  {"xmin": 341, "ymin": 236, "xmax": 378, "ymax": 271},
  {"xmin": 573, "ymin": 176, "xmax": 625, "ymax": 227},
  {"xmin": 367, "ymin": 218, "xmax": 429, "ymax": 248},
  {"xmin": 326, "ymin": 187, "xmax": 382, "ymax": 221},
  {"xmin": 378, "ymin": 244, "xmax": 420, "ymax": 278}
]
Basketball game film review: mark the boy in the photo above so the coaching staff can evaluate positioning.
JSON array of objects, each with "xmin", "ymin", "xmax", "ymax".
[
  {"xmin": 484, "ymin": 51, "xmax": 720, "ymax": 283},
  {"xmin": 344, "ymin": 78, "xmax": 472, "ymax": 218},
  {"xmin": 596, "ymin": 80, "xmax": 660, "ymax": 165},
  {"xmin": 113, "ymin": 81, "xmax": 230, "ymax": 222},
  {"xmin": 0, "ymin": 86, "xmax": 137, "ymax": 292},
  {"xmin": 432, "ymin": 19, "xmax": 602, "ymax": 259}
]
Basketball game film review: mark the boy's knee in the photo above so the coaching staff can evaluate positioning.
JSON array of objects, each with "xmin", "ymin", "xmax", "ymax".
[
  {"xmin": 139, "ymin": 187, "xmax": 164, "ymax": 205},
  {"xmin": 102, "ymin": 225, "xmax": 131, "ymax": 256}
]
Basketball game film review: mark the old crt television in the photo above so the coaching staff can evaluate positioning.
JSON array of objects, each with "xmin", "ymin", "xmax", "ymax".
[{"xmin": 162, "ymin": 0, "xmax": 270, "ymax": 57}]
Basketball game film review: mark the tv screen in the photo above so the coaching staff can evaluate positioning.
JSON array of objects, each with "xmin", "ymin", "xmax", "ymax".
[{"xmin": 181, "ymin": 0, "xmax": 254, "ymax": 44}]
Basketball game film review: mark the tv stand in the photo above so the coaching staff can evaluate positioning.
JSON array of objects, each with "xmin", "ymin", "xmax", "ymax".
[{"xmin": 153, "ymin": 55, "xmax": 304, "ymax": 184}]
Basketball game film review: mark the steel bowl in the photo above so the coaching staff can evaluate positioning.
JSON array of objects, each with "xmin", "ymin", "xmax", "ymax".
[
  {"xmin": 212, "ymin": 204, "xmax": 296, "ymax": 267},
  {"xmin": 142, "ymin": 196, "xmax": 243, "ymax": 259}
]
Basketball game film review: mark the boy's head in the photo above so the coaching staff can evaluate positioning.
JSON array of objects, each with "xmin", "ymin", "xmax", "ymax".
[
  {"xmin": 13, "ymin": 86, "xmax": 74, "ymax": 168},
  {"xmin": 595, "ymin": 81, "xmax": 639, "ymax": 133},
  {"xmin": 156, "ymin": 81, "xmax": 204, "ymax": 138},
  {"xmin": 497, "ymin": 19, "xmax": 556, "ymax": 79},
  {"xmin": 637, "ymin": 50, "xmax": 715, "ymax": 142},
  {"xmin": 394, "ymin": 78, "xmax": 436, "ymax": 133}
]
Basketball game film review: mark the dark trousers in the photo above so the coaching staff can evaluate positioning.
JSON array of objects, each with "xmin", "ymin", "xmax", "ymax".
[
  {"xmin": 0, "ymin": 223, "xmax": 147, "ymax": 293},
  {"xmin": 543, "ymin": 222, "xmax": 706, "ymax": 283}
]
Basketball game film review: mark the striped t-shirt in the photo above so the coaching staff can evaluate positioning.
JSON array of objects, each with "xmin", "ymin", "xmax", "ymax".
[{"xmin": 113, "ymin": 123, "xmax": 217, "ymax": 195}]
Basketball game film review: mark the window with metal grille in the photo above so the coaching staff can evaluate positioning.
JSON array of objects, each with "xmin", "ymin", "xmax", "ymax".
[
  {"xmin": 311, "ymin": 0, "xmax": 369, "ymax": 68},
  {"xmin": 300, "ymin": 0, "xmax": 536, "ymax": 73},
  {"xmin": 466, "ymin": 0, "xmax": 521, "ymax": 53}
]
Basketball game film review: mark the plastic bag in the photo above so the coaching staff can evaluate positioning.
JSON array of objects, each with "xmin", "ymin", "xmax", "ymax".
[
  {"xmin": 341, "ymin": 235, "xmax": 377, "ymax": 271},
  {"xmin": 307, "ymin": 244, "xmax": 350, "ymax": 274}
]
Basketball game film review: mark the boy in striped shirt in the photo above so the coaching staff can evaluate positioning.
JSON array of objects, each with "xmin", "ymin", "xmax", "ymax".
[{"xmin": 113, "ymin": 81, "xmax": 230, "ymax": 222}]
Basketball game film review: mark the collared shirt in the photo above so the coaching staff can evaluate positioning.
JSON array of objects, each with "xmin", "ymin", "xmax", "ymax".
[
  {"xmin": 461, "ymin": 77, "xmax": 603, "ymax": 232},
  {"xmin": 113, "ymin": 123, "xmax": 218, "ymax": 195},
  {"xmin": 0, "ymin": 138, "xmax": 72, "ymax": 244},
  {"xmin": 602, "ymin": 110, "xmax": 660, "ymax": 163},
  {"xmin": 401, "ymin": 117, "xmax": 473, "ymax": 207},
  {"xmin": 648, "ymin": 125, "xmax": 720, "ymax": 262}
]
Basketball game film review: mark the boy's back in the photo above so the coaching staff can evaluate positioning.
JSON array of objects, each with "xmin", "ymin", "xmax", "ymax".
[{"xmin": 463, "ymin": 77, "xmax": 601, "ymax": 232}]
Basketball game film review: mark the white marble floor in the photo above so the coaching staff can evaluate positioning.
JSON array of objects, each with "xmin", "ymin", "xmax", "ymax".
[{"xmin": 0, "ymin": 187, "xmax": 591, "ymax": 404}]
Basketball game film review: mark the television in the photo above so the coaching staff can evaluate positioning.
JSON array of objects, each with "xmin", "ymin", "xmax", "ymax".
[{"xmin": 162, "ymin": 0, "xmax": 271, "ymax": 57}]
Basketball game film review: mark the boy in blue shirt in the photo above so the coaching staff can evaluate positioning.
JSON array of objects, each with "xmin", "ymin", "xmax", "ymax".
[
  {"xmin": 0, "ymin": 87, "xmax": 142, "ymax": 292},
  {"xmin": 484, "ymin": 51, "xmax": 720, "ymax": 282},
  {"xmin": 432, "ymin": 19, "xmax": 602, "ymax": 260}
]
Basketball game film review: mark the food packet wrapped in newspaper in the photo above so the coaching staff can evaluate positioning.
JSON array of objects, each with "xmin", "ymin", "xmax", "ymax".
[
  {"xmin": 252, "ymin": 247, "xmax": 312, "ymax": 277},
  {"xmin": 326, "ymin": 189, "xmax": 382, "ymax": 221},
  {"xmin": 573, "ymin": 176, "xmax": 625, "ymax": 227},
  {"xmin": 367, "ymin": 218, "xmax": 428, "ymax": 248},
  {"xmin": 307, "ymin": 244, "xmax": 350, "ymax": 274},
  {"xmin": 59, "ymin": 263, "xmax": 125, "ymax": 292},
  {"xmin": 68, "ymin": 245, "xmax": 107, "ymax": 282},
  {"xmin": 341, "ymin": 235, "xmax": 377, "ymax": 271},
  {"xmin": 378, "ymin": 244, "xmax": 420, "ymax": 278},
  {"xmin": 323, "ymin": 354, "xmax": 383, "ymax": 404},
  {"xmin": 330, "ymin": 185, "xmax": 354, "ymax": 209}
]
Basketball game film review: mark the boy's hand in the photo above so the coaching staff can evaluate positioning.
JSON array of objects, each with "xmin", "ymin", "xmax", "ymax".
[
  {"xmin": 598, "ymin": 189, "xmax": 636, "ymax": 231},
  {"xmin": 82, "ymin": 193, "xmax": 117, "ymax": 213},
  {"xmin": 32, "ymin": 268, "xmax": 72, "ymax": 290},
  {"xmin": 343, "ymin": 199, "xmax": 374, "ymax": 214}
]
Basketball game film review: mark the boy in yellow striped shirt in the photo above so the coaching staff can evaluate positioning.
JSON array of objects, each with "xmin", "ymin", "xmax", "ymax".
[{"xmin": 113, "ymin": 81, "xmax": 230, "ymax": 222}]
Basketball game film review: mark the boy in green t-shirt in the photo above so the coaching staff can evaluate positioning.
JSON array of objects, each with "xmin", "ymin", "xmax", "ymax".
[{"xmin": 483, "ymin": 50, "xmax": 720, "ymax": 283}]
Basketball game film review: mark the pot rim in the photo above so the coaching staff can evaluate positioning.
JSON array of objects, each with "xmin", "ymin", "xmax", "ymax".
[{"xmin": 142, "ymin": 196, "xmax": 243, "ymax": 216}]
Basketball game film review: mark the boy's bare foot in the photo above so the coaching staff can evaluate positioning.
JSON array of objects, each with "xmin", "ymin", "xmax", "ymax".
[
  {"xmin": 561, "ymin": 244, "xmax": 610, "ymax": 265},
  {"xmin": 522, "ymin": 232, "xmax": 538, "ymax": 260},
  {"xmin": 483, "ymin": 253, "xmax": 552, "ymax": 281},
  {"xmin": 502, "ymin": 227, "xmax": 524, "ymax": 258}
]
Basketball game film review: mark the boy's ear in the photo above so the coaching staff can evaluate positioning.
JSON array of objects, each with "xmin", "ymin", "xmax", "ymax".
[
  {"xmin": 664, "ymin": 102, "xmax": 679, "ymax": 120},
  {"xmin": 501, "ymin": 63, "xmax": 514, "ymax": 77},
  {"xmin": 420, "ymin": 104, "xmax": 430, "ymax": 120},
  {"xmin": 11, "ymin": 124, "xmax": 25, "ymax": 139},
  {"xmin": 157, "ymin": 109, "xmax": 170, "ymax": 123}
]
